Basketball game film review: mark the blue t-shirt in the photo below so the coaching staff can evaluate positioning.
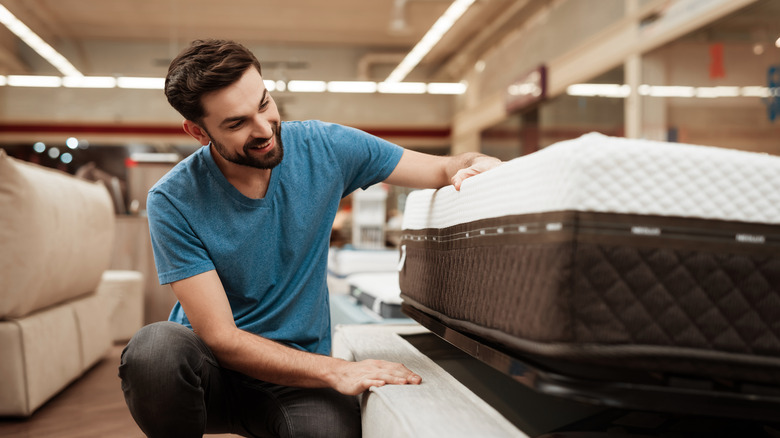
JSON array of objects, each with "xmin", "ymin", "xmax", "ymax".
[{"xmin": 147, "ymin": 120, "xmax": 403, "ymax": 355}]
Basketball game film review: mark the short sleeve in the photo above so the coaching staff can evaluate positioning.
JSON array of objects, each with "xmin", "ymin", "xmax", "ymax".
[
  {"xmin": 147, "ymin": 189, "xmax": 215, "ymax": 284},
  {"xmin": 312, "ymin": 122, "xmax": 403, "ymax": 196}
]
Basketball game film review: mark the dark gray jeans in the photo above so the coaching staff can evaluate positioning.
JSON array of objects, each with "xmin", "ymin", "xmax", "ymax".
[{"xmin": 119, "ymin": 321, "xmax": 361, "ymax": 438}]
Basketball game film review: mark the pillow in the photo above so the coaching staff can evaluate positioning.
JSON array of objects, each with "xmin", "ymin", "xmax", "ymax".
[{"xmin": 0, "ymin": 150, "xmax": 115, "ymax": 318}]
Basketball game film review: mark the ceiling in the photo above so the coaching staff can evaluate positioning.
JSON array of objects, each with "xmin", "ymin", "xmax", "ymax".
[
  {"xmin": 0, "ymin": 0, "xmax": 530, "ymax": 82},
  {"xmin": 0, "ymin": 0, "xmax": 775, "ymax": 83}
]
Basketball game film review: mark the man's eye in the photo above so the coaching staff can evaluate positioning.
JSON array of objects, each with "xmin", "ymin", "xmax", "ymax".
[
  {"xmin": 260, "ymin": 100, "xmax": 270, "ymax": 110},
  {"xmin": 229, "ymin": 121, "xmax": 244, "ymax": 129}
]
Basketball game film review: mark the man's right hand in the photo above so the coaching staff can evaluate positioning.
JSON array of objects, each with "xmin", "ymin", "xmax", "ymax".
[
  {"xmin": 328, "ymin": 358, "xmax": 422, "ymax": 396},
  {"xmin": 171, "ymin": 271, "xmax": 422, "ymax": 395}
]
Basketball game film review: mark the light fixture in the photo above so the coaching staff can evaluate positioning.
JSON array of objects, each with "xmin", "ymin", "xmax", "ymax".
[
  {"xmin": 327, "ymin": 81, "xmax": 377, "ymax": 93},
  {"xmin": 566, "ymin": 83, "xmax": 770, "ymax": 99},
  {"xmin": 566, "ymin": 84, "xmax": 630, "ymax": 98},
  {"xmin": 7, "ymin": 75, "xmax": 61, "ymax": 87},
  {"xmin": 695, "ymin": 86, "xmax": 740, "ymax": 98},
  {"xmin": 116, "ymin": 77, "xmax": 165, "ymax": 89},
  {"xmin": 287, "ymin": 80, "xmax": 327, "ymax": 93},
  {"xmin": 378, "ymin": 81, "xmax": 427, "ymax": 94},
  {"xmin": 385, "ymin": 0, "xmax": 476, "ymax": 83},
  {"xmin": 644, "ymin": 85, "xmax": 696, "ymax": 98},
  {"xmin": 427, "ymin": 82, "xmax": 467, "ymax": 94},
  {"xmin": 776, "ymin": 35, "xmax": 780, "ymax": 48},
  {"xmin": 63, "ymin": 76, "xmax": 117, "ymax": 88},
  {"xmin": 741, "ymin": 86, "xmax": 771, "ymax": 98},
  {"xmin": 0, "ymin": 73, "xmax": 468, "ymax": 95},
  {"xmin": 0, "ymin": 4, "xmax": 82, "ymax": 77},
  {"xmin": 66, "ymin": 137, "xmax": 79, "ymax": 149}
]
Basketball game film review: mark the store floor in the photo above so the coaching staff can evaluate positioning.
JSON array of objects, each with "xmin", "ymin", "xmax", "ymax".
[{"xmin": 0, "ymin": 344, "xmax": 239, "ymax": 438}]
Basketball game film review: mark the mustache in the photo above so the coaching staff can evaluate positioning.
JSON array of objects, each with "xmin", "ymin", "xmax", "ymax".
[
  {"xmin": 246, "ymin": 136, "xmax": 271, "ymax": 148},
  {"xmin": 244, "ymin": 124, "xmax": 278, "ymax": 149}
]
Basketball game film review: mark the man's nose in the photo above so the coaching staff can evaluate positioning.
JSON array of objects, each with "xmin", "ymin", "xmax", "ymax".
[{"xmin": 250, "ymin": 115, "xmax": 274, "ymax": 138}]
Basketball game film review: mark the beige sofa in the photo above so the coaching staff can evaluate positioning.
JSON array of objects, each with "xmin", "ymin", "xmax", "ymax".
[{"xmin": 0, "ymin": 149, "xmax": 142, "ymax": 417}]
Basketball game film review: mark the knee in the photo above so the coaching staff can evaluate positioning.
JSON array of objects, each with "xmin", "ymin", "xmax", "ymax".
[
  {"xmin": 119, "ymin": 322, "xmax": 211, "ymax": 437},
  {"xmin": 294, "ymin": 391, "xmax": 361, "ymax": 438},
  {"xmin": 119, "ymin": 321, "xmax": 210, "ymax": 392}
]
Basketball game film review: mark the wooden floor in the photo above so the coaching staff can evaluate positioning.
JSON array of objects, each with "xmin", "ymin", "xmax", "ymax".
[{"xmin": 0, "ymin": 344, "xmax": 240, "ymax": 438}]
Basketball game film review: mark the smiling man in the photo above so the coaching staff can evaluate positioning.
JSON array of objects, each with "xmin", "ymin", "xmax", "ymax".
[{"xmin": 119, "ymin": 39, "xmax": 501, "ymax": 438}]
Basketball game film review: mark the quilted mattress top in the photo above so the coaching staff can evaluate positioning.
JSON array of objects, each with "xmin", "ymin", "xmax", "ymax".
[{"xmin": 402, "ymin": 133, "xmax": 780, "ymax": 230}]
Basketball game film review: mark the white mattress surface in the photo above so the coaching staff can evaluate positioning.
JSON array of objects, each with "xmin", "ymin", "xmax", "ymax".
[
  {"xmin": 327, "ymin": 248, "xmax": 400, "ymax": 277},
  {"xmin": 348, "ymin": 272, "xmax": 402, "ymax": 305},
  {"xmin": 402, "ymin": 133, "xmax": 780, "ymax": 230}
]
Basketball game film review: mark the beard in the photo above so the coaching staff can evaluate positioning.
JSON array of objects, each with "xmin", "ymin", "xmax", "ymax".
[{"xmin": 209, "ymin": 121, "xmax": 284, "ymax": 170}]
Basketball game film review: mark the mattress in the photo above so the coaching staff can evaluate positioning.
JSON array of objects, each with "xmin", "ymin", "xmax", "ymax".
[
  {"xmin": 398, "ymin": 133, "xmax": 780, "ymax": 390},
  {"xmin": 347, "ymin": 272, "xmax": 405, "ymax": 319},
  {"xmin": 326, "ymin": 248, "xmax": 400, "ymax": 294}
]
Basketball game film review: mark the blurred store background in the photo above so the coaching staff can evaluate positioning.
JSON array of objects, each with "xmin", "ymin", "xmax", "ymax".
[{"xmin": 0, "ymin": 0, "xmax": 778, "ymax": 323}]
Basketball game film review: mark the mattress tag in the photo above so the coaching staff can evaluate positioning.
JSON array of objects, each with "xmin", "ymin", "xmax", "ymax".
[
  {"xmin": 397, "ymin": 245, "xmax": 407, "ymax": 271},
  {"xmin": 735, "ymin": 234, "xmax": 765, "ymax": 244}
]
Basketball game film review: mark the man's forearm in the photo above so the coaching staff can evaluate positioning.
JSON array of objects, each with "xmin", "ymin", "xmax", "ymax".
[
  {"xmin": 205, "ymin": 327, "xmax": 420, "ymax": 396},
  {"xmin": 208, "ymin": 327, "xmax": 337, "ymax": 388}
]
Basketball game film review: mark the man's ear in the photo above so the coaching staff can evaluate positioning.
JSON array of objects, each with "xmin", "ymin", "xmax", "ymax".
[{"xmin": 182, "ymin": 120, "xmax": 211, "ymax": 146}]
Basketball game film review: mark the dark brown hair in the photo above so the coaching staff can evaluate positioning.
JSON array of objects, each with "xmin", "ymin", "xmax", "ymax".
[{"xmin": 165, "ymin": 39, "xmax": 263, "ymax": 123}]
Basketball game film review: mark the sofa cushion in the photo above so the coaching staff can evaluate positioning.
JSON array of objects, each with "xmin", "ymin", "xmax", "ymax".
[
  {"xmin": 0, "ymin": 293, "xmax": 111, "ymax": 416},
  {"xmin": 96, "ymin": 270, "xmax": 144, "ymax": 342},
  {"xmin": 0, "ymin": 303, "xmax": 82, "ymax": 416},
  {"xmin": 0, "ymin": 150, "xmax": 115, "ymax": 318}
]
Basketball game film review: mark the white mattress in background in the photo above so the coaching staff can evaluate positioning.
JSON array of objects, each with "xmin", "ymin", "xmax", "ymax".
[
  {"xmin": 402, "ymin": 133, "xmax": 780, "ymax": 230},
  {"xmin": 327, "ymin": 248, "xmax": 400, "ymax": 278},
  {"xmin": 348, "ymin": 272, "xmax": 402, "ymax": 305}
]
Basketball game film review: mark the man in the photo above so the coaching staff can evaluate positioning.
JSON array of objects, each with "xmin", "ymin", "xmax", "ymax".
[{"xmin": 119, "ymin": 39, "xmax": 501, "ymax": 438}]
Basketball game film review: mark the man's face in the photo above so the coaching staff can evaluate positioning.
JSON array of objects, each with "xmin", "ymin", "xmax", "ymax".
[{"xmin": 199, "ymin": 67, "xmax": 283, "ymax": 169}]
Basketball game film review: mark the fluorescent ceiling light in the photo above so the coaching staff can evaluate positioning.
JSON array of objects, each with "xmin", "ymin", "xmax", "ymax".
[
  {"xmin": 378, "ymin": 81, "xmax": 427, "ymax": 94},
  {"xmin": 287, "ymin": 80, "xmax": 327, "ymax": 92},
  {"xmin": 327, "ymin": 81, "xmax": 377, "ymax": 93},
  {"xmin": 644, "ymin": 85, "xmax": 695, "ymax": 98},
  {"xmin": 7, "ymin": 75, "xmax": 61, "ymax": 87},
  {"xmin": 566, "ymin": 83, "xmax": 630, "ymax": 98},
  {"xmin": 566, "ymin": 83, "xmax": 768, "ymax": 99},
  {"xmin": 741, "ymin": 86, "xmax": 770, "ymax": 98},
  {"xmin": 0, "ymin": 4, "xmax": 82, "ymax": 77},
  {"xmin": 427, "ymin": 82, "xmax": 467, "ymax": 94},
  {"xmin": 117, "ymin": 77, "xmax": 165, "ymax": 89},
  {"xmin": 1, "ymin": 74, "xmax": 468, "ymax": 96},
  {"xmin": 63, "ymin": 76, "xmax": 117, "ymax": 88},
  {"xmin": 695, "ymin": 86, "xmax": 740, "ymax": 98},
  {"xmin": 385, "ymin": 0, "xmax": 476, "ymax": 83}
]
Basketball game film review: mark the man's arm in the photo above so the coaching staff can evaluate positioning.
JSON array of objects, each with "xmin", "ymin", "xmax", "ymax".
[
  {"xmin": 384, "ymin": 149, "xmax": 502, "ymax": 190},
  {"xmin": 171, "ymin": 270, "xmax": 421, "ymax": 395}
]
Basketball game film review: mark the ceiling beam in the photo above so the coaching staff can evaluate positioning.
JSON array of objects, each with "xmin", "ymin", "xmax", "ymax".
[{"xmin": 431, "ymin": 0, "xmax": 543, "ymax": 82}]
